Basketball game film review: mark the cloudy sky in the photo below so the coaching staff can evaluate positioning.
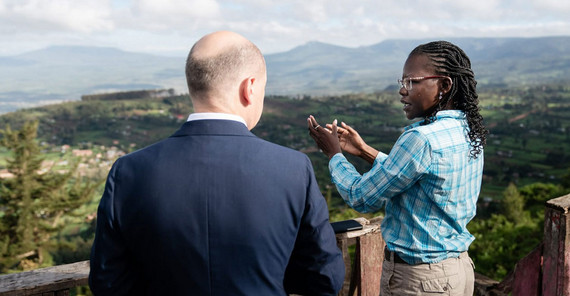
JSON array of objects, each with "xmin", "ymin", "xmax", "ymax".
[{"xmin": 1, "ymin": 0, "xmax": 569, "ymax": 57}]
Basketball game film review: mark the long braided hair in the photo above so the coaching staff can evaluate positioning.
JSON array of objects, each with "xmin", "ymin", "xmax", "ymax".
[{"xmin": 410, "ymin": 41, "xmax": 488, "ymax": 158}]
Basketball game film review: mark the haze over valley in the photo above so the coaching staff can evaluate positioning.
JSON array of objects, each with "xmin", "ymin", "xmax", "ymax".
[{"xmin": 1, "ymin": 36, "xmax": 569, "ymax": 114}]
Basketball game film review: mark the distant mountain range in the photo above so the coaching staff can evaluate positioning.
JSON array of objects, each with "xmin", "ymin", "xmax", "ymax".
[
  {"xmin": 268, "ymin": 36, "xmax": 570, "ymax": 94},
  {"xmin": 1, "ymin": 36, "xmax": 569, "ymax": 113}
]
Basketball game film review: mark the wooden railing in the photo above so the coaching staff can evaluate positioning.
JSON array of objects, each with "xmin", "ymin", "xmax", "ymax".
[
  {"xmin": 0, "ymin": 218, "xmax": 384, "ymax": 296},
  {"xmin": 0, "ymin": 260, "xmax": 89, "ymax": 296},
  {"xmin": 2, "ymin": 193, "xmax": 570, "ymax": 296}
]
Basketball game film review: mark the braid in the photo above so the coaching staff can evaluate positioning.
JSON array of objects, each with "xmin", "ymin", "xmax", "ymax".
[{"xmin": 410, "ymin": 41, "xmax": 488, "ymax": 158}]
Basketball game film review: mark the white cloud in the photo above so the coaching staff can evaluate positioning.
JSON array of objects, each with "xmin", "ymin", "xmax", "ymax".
[
  {"xmin": 212, "ymin": 0, "xmax": 570, "ymax": 54},
  {"xmin": 127, "ymin": 0, "xmax": 221, "ymax": 30},
  {"xmin": 0, "ymin": 0, "xmax": 114, "ymax": 33},
  {"xmin": 0, "ymin": 0, "xmax": 568, "ymax": 56},
  {"xmin": 135, "ymin": 0, "xmax": 219, "ymax": 16},
  {"xmin": 541, "ymin": 0, "xmax": 570, "ymax": 11}
]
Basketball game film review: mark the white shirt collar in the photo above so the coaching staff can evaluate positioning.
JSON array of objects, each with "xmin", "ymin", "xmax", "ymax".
[{"xmin": 187, "ymin": 112, "xmax": 247, "ymax": 127}]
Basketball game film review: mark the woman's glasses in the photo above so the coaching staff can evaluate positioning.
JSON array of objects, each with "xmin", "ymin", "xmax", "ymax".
[{"xmin": 397, "ymin": 76, "xmax": 449, "ymax": 90}]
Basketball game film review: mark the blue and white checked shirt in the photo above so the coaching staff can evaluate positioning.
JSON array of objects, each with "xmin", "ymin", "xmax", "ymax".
[{"xmin": 329, "ymin": 110, "xmax": 484, "ymax": 264}]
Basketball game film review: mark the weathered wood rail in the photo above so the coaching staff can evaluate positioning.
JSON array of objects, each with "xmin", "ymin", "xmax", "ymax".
[
  {"xmin": 0, "ymin": 218, "xmax": 384, "ymax": 296},
  {"xmin": 0, "ymin": 260, "xmax": 89, "ymax": 296},
  {"xmin": 1, "ymin": 193, "xmax": 570, "ymax": 295}
]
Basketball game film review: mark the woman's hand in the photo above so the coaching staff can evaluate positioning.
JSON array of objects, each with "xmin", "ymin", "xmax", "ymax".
[
  {"xmin": 326, "ymin": 121, "xmax": 379, "ymax": 165},
  {"xmin": 307, "ymin": 115, "xmax": 342, "ymax": 159},
  {"xmin": 327, "ymin": 122, "xmax": 366, "ymax": 157}
]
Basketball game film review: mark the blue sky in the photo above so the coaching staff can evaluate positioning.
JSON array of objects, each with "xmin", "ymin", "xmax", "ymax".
[{"xmin": 1, "ymin": 0, "xmax": 569, "ymax": 57}]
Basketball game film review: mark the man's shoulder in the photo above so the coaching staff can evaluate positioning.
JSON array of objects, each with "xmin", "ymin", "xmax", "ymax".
[
  {"xmin": 113, "ymin": 137, "xmax": 170, "ymax": 164},
  {"xmin": 252, "ymin": 137, "xmax": 310, "ymax": 160}
]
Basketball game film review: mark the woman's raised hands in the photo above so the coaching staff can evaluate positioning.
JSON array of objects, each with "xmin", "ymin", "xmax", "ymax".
[{"xmin": 307, "ymin": 115, "xmax": 341, "ymax": 159}]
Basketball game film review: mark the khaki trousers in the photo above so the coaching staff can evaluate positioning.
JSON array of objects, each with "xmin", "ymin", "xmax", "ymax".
[{"xmin": 380, "ymin": 252, "xmax": 475, "ymax": 296}]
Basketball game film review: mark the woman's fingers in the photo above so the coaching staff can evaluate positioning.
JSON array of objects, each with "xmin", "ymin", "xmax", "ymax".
[
  {"xmin": 331, "ymin": 119, "xmax": 338, "ymax": 134},
  {"xmin": 326, "ymin": 124, "xmax": 346, "ymax": 134},
  {"xmin": 308, "ymin": 115, "xmax": 320, "ymax": 129},
  {"xmin": 307, "ymin": 117, "xmax": 313, "ymax": 130},
  {"xmin": 342, "ymin": 122, "xmax": 358, "ymax": 134}
]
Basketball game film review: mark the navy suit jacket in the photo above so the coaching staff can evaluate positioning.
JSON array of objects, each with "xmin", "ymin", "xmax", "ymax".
[{"xmin": 89, "ymin": 120, "xmax": 345, "ymax": 295}]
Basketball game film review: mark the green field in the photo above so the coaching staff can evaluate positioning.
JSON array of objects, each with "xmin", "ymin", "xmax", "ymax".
[
  {"xmin": 2, "ymin": 84, "xmax": 570, "ymax": 204},
  {"xmin": 2, "ymin": 83, "xmax": 570, "ymax": 281}
]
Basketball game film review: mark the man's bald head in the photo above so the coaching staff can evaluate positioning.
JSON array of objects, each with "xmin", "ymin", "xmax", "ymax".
[{"xmin": 185, "ymin": 31, "xmax": 265, "ymax": 102}]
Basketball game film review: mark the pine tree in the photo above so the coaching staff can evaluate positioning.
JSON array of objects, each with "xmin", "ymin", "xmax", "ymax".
[
  {"xmin": 502, "ymin": 182, "xmax": 526, "ymax": 224},
  {"xmin": 0, "ymin": 121, "xmax": 98, "ymax": 273}
]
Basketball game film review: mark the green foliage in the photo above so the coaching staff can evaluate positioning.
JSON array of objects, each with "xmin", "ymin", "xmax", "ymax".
[
  {"xmin": 520, "ymin": 182, "xmax": 567, "ymax": 207},
  {"xmin": 0, "ymin": 122, "xmax": 100, "ymax": 273},
  {"xmin": 329, "ymin": 206, "xmax": 379, "ymax": 222},
  {"xmin": 502, "ymin": 183, "xmax": 526, "ymax": 224},
  {"xmin": 0, "ymin": 96, "xmax": 190, "ymax": 149},
  {"xmin": 561, "ymin": 169, "xmax": 570, "ymax": 189},
  {"xmin": 3, "ymin": 83, "xmax": 570, "ymax": 202},
  {"xmin": 468, "ymin": 182, "xmax": 568, "ymax": 281},
  {"xmin": 468, "ymin": 213, "xmax": 542, "ymax": 280},
  {"xmin": 1, "ymin": 83, "xmax": 570, "ymax": 281}
]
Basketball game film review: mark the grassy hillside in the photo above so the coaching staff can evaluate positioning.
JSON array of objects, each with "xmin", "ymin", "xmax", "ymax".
[
  {"xmin": 2, "ymin": 84, "xmax": 570, "ymax": 281},
  {"xmin": 2, "ymin": 83, "xmax": 570, "ymax": 206}
]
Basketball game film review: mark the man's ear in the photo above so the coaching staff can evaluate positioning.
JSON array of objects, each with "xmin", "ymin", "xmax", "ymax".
[{"xmin": 240, "ymin": 76, "xmax": 256, "ymax": 106}]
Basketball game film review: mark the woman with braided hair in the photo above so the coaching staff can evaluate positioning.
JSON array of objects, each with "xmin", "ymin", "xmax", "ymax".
[{"xmin": 308, "ymin": 40, "xmax": 487, "ymax": 295}]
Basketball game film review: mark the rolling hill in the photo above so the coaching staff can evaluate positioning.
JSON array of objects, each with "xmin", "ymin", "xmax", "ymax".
[
  {"xmin": 267, "ymin": 36, "xmax": 570, "ymax": 94},
  {"xmin": 1, "ymin": 36, "xmax": 569, "ymax": 113}
]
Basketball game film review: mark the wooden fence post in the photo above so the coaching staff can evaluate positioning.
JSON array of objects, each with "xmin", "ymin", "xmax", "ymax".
[
  {"xmin": 543, "ymin": 193, "xmax": 570, "ymax": 296},
  {"xmin": 354, "ymin": 228, "xmax": 384, "ymax": 296},
  {"xmin": 335, "ymin": 218, "xmax": 383, "ymax": 296}
]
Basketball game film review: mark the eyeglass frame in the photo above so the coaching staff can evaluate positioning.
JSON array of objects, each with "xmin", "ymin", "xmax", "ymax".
[{"xmin": 397, "ymin": 76, "xmax": 450, "ymax": 91}]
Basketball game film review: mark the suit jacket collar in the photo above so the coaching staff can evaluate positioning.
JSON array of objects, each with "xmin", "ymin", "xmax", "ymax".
[{"xmin": 170, "ymin": 119, "xmax": 256, "ymax": 138}]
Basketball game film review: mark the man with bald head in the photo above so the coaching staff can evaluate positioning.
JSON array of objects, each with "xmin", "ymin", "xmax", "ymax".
[{"xmin": 89, "ymin": 31, "xmax": 344, "ymax": 295}]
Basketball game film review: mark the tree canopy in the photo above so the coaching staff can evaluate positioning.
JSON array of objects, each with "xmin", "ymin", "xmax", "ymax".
[{"xmin": 0, "ymin": 121, "xmax": 99, "ymax": 273}]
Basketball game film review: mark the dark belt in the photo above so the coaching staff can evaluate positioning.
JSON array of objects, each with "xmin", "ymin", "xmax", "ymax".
[{"xmin": 384, "ymin": 247, "xmax": 407, "ymax": 264}]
